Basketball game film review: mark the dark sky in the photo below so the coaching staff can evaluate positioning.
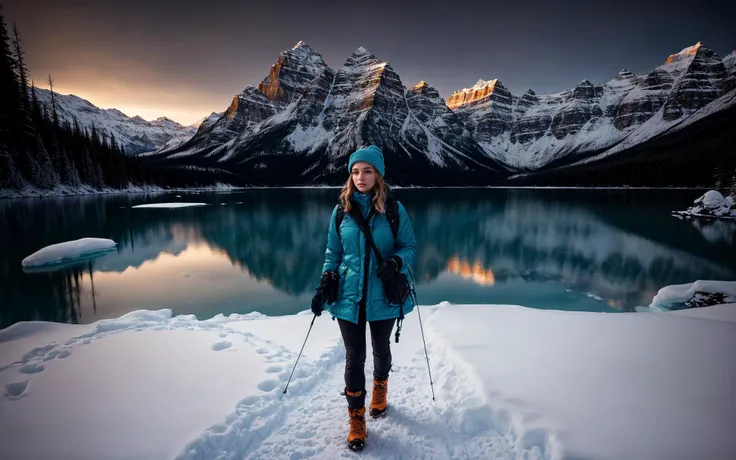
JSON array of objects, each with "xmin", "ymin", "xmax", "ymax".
[{"xmin": 4, "ymin": 0, "xmax": 734, "ymax": 125}]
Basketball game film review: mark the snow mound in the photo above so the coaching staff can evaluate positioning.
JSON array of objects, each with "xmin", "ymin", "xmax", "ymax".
[
  {"xmin": 670, "ymin": 304, "xmax": 736, "ymax": 323},
  {"xmin": 21, "ymin": 238, "xmax": 117, "ymax": 268},
  {"xmin": 702, "ymin": 190, "xmax": 728, "ymax": 207},
  {"xmin": 650, "ymin": 280, "xmax": 736, "ymax": 311},
  {"xmin": 132, "ymin": 202, "xmax": 209, "ymax": 209},
  {"xmin": 673, "ymin": 190, "xmax": 736, "ymax": 219},
  {"xmin": 0, "ymin": 303, "xmax": 734, "ymax": 459}
]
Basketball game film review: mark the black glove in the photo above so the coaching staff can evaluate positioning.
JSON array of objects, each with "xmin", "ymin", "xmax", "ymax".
[
  {"xmin": 312, "ymin": 271, "xmax": 340, "ymax": 316},
  {"xmin": 376, "ymin": 256, "xmax": 402, "ymax": 281},
  {"xmin": 319, "ymin": 270, "xmax": 340, "ymax": 304},
  {"xmin": 311, "ymin": 290, "xmax": 324, "ymax": 316}
]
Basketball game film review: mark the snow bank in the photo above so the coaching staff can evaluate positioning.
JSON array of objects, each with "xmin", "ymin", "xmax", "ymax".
[
  {"xmin": 21, "ymin": 238, "xmax": 117, "ymax": 269},
  {"xmin": 0, "ymin": 304, "xmax": 734, "ymax": 460},
  {"xmin": 131, "ymin": 202, "xmax": 209, "ymax": 209},
  {"xmin": 0, "ymin": 183, "xmax": 166, "ymax": 199},
  {"xmin": 649, "ymin": 280, "xmax": 736, "ymax": 311},
  {"xmin": 0, "ymin": 183, "xmax": 241, "ymax": 200},
  {"xmin": 673, "ymin": 190, "xmax": 736, "ymax": 219},
  {"xmin": 669, "ymin": 303, "xmax": 736, "ymax": 323}
]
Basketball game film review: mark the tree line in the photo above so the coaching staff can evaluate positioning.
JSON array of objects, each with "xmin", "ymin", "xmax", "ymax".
[{"xmin": 0, "ymin": 5, "xmax": 232, "ymax": 192}]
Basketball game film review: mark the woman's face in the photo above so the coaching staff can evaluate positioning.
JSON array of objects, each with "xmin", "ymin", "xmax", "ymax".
[{"xmin": 351, "ymin": 161, "xmax": 377, "ymax": 193}]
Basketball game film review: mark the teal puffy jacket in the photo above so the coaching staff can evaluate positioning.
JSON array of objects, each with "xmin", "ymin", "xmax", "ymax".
[{"xmin": 321, "ymin": 191, "xmax": 417, "ymax": 324}]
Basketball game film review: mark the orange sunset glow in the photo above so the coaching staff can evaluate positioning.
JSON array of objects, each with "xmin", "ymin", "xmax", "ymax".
[{"xmin": 446, "ymin": 256, "xmax": 495, "ymax": 286}]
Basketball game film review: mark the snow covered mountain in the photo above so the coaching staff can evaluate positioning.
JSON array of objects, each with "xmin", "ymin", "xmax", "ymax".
[
  {"xmin": 53, "ymin": 40, "xmax": 728, "ymax": 186},
  {"xmin": 722, "ymin": 50, "xmax": 736, "ymax": 93},
  {"xmin": 153, "ymin": 42, "xmax": 508, "ymax": 186},
  {"xmin": 32, "ymin": 88, "xmax": 198, "ymax": 155},
  {"xmin": 448, "ymin": 42, "xmax": 733, "ymax": 171}
]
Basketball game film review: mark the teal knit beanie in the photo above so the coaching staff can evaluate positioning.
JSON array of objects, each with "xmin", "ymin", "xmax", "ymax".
[{"xmin": 348, "ymin": 145, "xmax": 385, "ymax": 177}]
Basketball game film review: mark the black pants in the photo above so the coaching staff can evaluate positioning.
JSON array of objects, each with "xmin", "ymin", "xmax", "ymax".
[{"xmin": 337, "ymin": 301, "xmax": 396, "ymax": 409}]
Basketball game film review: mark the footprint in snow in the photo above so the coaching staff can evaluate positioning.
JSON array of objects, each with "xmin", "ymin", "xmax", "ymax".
[
  {"xmin": 265, "ymin": 365, "xmax": 283, "ymax": 374},
  {"xmin": 257, "ymin": 379, "xmax": 280, "ymax": 392},
  {"xmin": 4, "ymin": 380, "xmax": 31, "ymax": 399},
  {"xmin": 19, "ymin": 363, "xmax": 44, "ymax": 374},
  {"xmin": 211, "ymin": 341, "xmax": 232, "ymax": 351},
  {"xmin": 239, "ymin": 395, "xmax": 261, "ymax": 406}
]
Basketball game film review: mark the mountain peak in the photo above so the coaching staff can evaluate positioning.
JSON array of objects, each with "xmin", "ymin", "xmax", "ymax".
[
  {"xmin": 257, "ymin": 42, "xmax": 329, "ymax": 103},
  {"xmin": 664, "ymin": 41, "xmax": 702, "ymax": 65},
  {"xmin": 470, "ymin": 79, "xmax": 499, "ymax": 91},
  {"xmin": 408, "ymin": 80, "xmax": 440, "ymax": 99},
  {"xmin": 287, "ymin": 41, "xmax": 321, "ymax": 60},
  {"xmin": 342, "ymin": 46, "xmax": 383, "ymax": 71},
  {"xmin": 349, "ymin": 46, "xmax": 379, "ymax": 61},
  {"xmin": 446, "ymin": 79, "xmax": 504, "ymax": 110}
]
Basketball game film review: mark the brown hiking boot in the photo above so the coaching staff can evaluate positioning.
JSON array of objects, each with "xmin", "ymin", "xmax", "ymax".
[
  {"xmin": 370, "ymin": 377, "xmax": 388, "ymax": 418},
  {"xmin": 347, "ymin": 406, "xmax": 366, "ymax": 451}
]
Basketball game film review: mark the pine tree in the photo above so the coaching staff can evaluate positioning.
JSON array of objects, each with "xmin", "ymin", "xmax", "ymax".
[
  {"xmin": 11, "ymin": 22, "xmax": 28, "ymax": 106},
  {"xmin": 713, "ymin": 160, "xmax": 729, "ymax": 190},
  {"xmin": 0, "ymin": 5, "xmax": 21, "ymax": 155},
  {"xmin": 34, "ymin": 134, "xmax": 58, "ymax": 188},
  {"xmin": 0, "ymin": 145, "xmax": 22, "ymax": 188},
  {"xmin": 47, "ymin": 73, "xmax": 59, "ymax": 127},
  {"xmin": 30, "ymin": 81, "xmax": 41, "ymax": 123},
  {"xmin": 29, "ymin": 83, "xmax": 58, "ymax": 188}
]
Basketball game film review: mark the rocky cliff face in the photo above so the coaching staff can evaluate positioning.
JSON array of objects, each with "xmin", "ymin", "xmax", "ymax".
[
  {"xmin": 166, "ymin": 42, "xmax": 329, "ymax": 158},
  {"xmin": 724, "ymin": 51, "xmax": 736, "ymax": 93},
  {"xmin": 448, "ymin": 42, "xmax": 734, "ymax": 170},
  {"xmin": 449, "ymin": 79, "xmax": 515, "ymax": 142},
  {"xmin": 662, "ymin": 43, "xmax": 726, "ymax": 121},
  {"xmin": 257, "ymin": 41, "xmax": 331, "ymax": 104},
  {"xmin": 153, "ymin": 44, "xmax": 506, "ymax": 186},
  {"xmin": 132, "ymin": 40, "xmax": 735, "ymax": 183}
]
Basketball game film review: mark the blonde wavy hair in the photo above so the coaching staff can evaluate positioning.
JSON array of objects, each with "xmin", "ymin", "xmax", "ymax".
[{"xmin": 339, "ymin": 166, "xmax": 388, "ymax": 214}]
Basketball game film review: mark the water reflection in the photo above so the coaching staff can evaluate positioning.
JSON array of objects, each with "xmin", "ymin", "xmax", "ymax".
[
  {"xmin": 446, "ymin": 257, "xmax": 496, "ymax": 286},
  {"xmin": 1, "ymin": 189, "xmax": 734, "ymax": 328}
]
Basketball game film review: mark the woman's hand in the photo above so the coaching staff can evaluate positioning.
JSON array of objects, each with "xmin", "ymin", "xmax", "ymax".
[
  {"xmin": 376, "ymin": 256, "xmax": 402, "ymax": 281},
  {"xmin": 311, "ymin": 291, "xmax": 324, "ymax": 316},
  {"xmin": 312, "ymin": 270, "xmax": 340, "ymax": 316}
]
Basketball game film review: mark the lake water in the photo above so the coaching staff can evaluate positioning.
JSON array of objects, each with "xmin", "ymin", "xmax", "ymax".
[{"xmin": 1, "ymin": 188, "xmax": 735, "ymax": 329}]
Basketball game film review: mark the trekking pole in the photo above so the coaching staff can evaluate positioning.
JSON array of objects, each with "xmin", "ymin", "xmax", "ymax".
[
  {"xmin": 282, "ymin": 313, "xmax": 317, "ymax": 394},
  {"xmin": 409, "ymin": 269, "xmax": 435, "ymax": 401}
]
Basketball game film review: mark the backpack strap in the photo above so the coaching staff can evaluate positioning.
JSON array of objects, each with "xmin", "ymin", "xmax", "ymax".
[
  {"xmin": 335, "ymin": 194, "xmax": 400, "ymax": 242},
  {"xmin": 335, "ymin": 202, "xmax": 346, "ymax": 240},
  {"xmin": 385, "ymin": 195, "xmax": 400, "ymax": 241}
]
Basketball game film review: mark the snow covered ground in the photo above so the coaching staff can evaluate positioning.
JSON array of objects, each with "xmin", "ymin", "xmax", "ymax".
[{"xmin": 1, "ymin": 301, "xmax": 734, "ymax": 460}]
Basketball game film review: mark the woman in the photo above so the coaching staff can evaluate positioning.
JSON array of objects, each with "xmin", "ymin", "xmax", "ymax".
[{"xmin": 311, "ymin": 145, "xmax": 417, "ymax": 451}]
